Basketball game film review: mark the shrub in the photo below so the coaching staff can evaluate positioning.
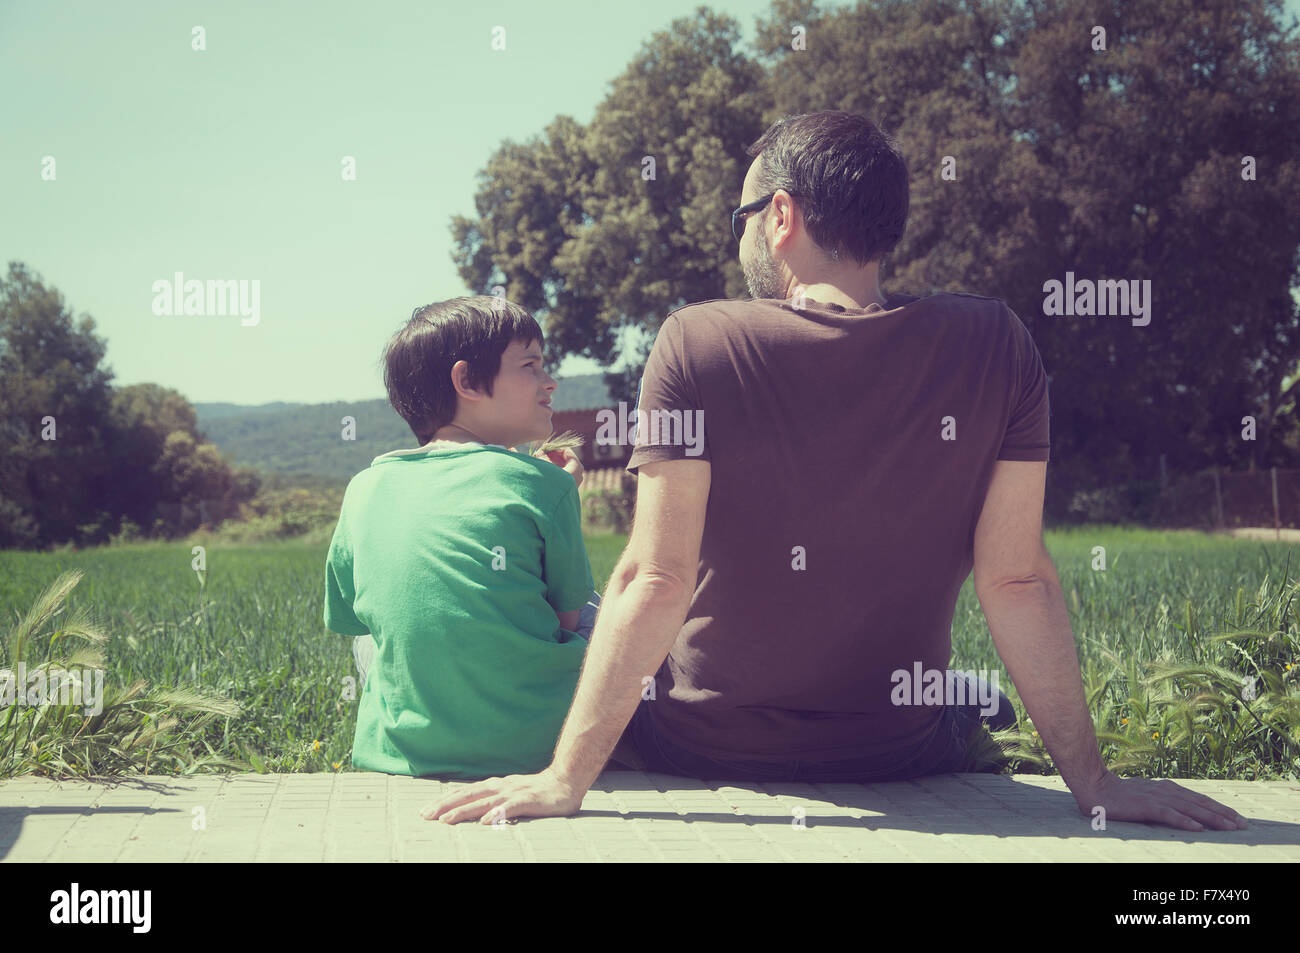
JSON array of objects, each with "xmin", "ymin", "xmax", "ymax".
[
  {"xmin": 108, "ymin": 517, "xmax": 143, "ymax": 546},
  {"xmin": 582, "ymin": 474, "xmax": 635, "ymax": 534}
]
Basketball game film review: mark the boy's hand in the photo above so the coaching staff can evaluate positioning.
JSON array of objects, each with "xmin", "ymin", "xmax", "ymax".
[
  {"xmin": 535, "ymin": 447, "xmax": 584, "ymax": 489},
  {"xmin": 419, "ymin": 766, "xmax": 586, "ymax": 824}
]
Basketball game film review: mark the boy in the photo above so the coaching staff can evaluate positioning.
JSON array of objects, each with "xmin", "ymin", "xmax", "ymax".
[{"xmin": 324, "ymin": 296, "xmax": 600, "ymax": 780}]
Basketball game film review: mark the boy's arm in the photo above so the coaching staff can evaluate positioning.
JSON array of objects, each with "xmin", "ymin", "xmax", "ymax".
[
  {"xmin": 541, "ymin": 484, "xmax": 596, "ymax": 617},
  {"xmin": 324, "ymin": 506, "xmax": 369, "ymax": 636}
]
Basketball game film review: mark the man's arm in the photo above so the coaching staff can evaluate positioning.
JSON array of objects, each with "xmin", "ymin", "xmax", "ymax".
[
  {"xmin": 973, "ymin": 460, "xmax": 1107, "ymax": 798},
  {"xmin": 549, "ymin": 457, "xmax": 709, "ymax": 793},
  {"xmin": 975, "ymin": 460, "xmax": 1246, "ymax": 830},
  {"xmin": 977, "ymin": 568, "xmax": 1109, "ymax": 799}
]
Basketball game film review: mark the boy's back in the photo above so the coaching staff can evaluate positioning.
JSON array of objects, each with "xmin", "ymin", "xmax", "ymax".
[{"xmin": 324, "ymin": 442, "xmax": 595, "ymax": 779}]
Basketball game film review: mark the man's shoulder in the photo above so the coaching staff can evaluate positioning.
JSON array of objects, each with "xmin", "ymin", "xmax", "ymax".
[
  {"xmin": 667, "ymin": 296, "xmax": 740, "ymax": 312},
  {"xmin": 882, "ymin": 292, "xmax": 1018, "ymax": 340},
  {"xmin": 906, "ymin": 290, "xmax": 1012, "ymax": 317},
  {"xmin": 663, "ymin": 291, "xmax": 1009, "ymax": 321},
  {"xmin": 661, "ymin": 297, "xmax": 742, "ymax": 325},
  {"xmin": 658, "ymin": 298, "xmax": 803, "ymax": 336}
]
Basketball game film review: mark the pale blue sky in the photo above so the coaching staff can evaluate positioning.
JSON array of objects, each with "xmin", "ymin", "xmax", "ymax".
[
  {"xmin": 3, "ymin": 0, "xmax": 1297, "ymax": 404},
  {"xmin": 0, "ymin": 0, "xmax": 792, "ymax": 403}
]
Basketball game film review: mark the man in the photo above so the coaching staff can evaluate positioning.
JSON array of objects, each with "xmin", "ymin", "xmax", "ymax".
[{"xmin": 423, "ymin": 110, "xmax": 1247, "ymax": 832}]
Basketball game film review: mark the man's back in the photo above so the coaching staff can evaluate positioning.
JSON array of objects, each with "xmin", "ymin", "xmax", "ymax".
[{"xmin": 624, "ymin": 291, "xmax": 1050, "ymax": 763}]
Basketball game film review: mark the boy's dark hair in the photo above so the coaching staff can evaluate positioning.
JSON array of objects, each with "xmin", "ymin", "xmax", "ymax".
[
  {"xmin": 382, "ymin": 295, "xmax": 544, "ymax": 445},
  {"xmin": 746, "ymin": 110, "xmax": 909, "ymax": 267}
]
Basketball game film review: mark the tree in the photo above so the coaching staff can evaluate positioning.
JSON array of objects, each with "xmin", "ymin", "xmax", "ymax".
[
  {"xmin": 0, "ymin": 261, "xmax": 116, "ymax": 547},
  {"xmin": 450, "ymin": 0, "xmax": 1300, "ymax": 518},
  {"xmin": 451, "ymin": 6, "xmax": 770, "ymax": 402},
  {"xmin": 755, "ymin": 0, "xmax": 1300, "ymax": 510},
  {"xmin": 998, "ymin": 0, "xmax": 1300, "ymax": 490},
  {"xmin": 0, "ymin": 263, "xmax": 260, "ymax": 547},
  {"xmin": 106, "ymin": 382, "xmax": 259, "ymax": 536}
]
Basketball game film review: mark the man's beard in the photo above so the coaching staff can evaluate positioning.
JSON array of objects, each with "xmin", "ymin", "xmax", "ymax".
[{"xmin": 742, "ymin": 225, "xmax": 786, "ymax": 300}]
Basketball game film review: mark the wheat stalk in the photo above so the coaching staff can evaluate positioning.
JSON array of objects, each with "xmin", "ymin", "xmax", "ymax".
[{"xmin": 526, "ymin": 429, "xmax": 585, "ymax": 457}]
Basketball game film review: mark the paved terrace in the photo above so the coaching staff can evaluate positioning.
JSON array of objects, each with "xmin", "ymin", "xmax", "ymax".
[{"xmin": 1, "ymin": 770, "xmax": 1297, "ymax": 862}]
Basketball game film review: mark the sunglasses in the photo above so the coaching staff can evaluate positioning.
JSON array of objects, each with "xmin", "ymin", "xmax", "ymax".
[{"xmin": 731, "ymin": 192, "xmax": 776, "ymax": 243}]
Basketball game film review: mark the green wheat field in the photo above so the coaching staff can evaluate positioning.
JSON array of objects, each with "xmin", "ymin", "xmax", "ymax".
[{"xmin": 1, "ymin": 525, "xmax": 1297, "ymax": 781}]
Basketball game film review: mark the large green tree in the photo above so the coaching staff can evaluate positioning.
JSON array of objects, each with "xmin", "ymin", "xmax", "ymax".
[
  {"xmin": 758, "ymin": 0, "xmax": 1300, "ymax": 506},
  {"xmin": 450, "ymin": 0, "xmax": 1300, "ymax": 517}
]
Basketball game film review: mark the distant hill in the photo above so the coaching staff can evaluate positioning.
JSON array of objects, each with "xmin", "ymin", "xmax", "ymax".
[
  {"xmin": 192, "ymin": 401, "xmax": 305, "ymax": 421},
  {"xmin": 194, "ymin": 399, "xmax": 409, "ymax": 486},
  {"xmin": 193, "ymin": 374, "xmax": 618, "ymax": 486}
]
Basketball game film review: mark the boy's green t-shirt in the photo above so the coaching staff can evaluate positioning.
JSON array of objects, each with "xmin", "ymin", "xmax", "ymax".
[{"xmin": 323, "ymin": 443, "xmax": 595, "ymax": 779}]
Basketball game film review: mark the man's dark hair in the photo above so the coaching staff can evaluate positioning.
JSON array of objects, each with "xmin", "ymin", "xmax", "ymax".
[
  {"xmin": 382, "ymin": 295, "xmax": 544, "ymax": 445},
  {"xmin": 746, "ymin": 110, "xmax": 909, "ymax": 266}
]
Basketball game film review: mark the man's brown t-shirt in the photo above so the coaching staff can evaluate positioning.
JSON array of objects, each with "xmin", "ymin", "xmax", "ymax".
[{"xmin": 624, "ymin": 292, "xmax": 1051, "ymax": 763}]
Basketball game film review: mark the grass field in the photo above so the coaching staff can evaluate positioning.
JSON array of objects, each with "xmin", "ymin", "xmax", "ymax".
[{"xmin": 1, "ymin": 525, "xmax": 1297, "ymax": 781}]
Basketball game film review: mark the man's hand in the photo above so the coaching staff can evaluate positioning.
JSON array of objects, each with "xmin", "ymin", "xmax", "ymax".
[
  {"xmin": 1073, "ymin": 769, "xmax": 1248, "ymax": 831},
  {"xmin": 419, "ymin": 766, "xmax": 586, "ymax": 825},
  {"xmin": 535, "ymin": 446, "xmax": 584, "ymax": 488}
]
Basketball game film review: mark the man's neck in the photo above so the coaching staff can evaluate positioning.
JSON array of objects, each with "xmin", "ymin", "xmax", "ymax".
[{"xmin": 790, "ymin": 273, "xmax": 887, "ymax": 311}]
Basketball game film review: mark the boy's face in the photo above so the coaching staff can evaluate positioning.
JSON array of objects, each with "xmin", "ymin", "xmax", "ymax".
[{"xmin": 477, "ymin": 337, "xmax": 557, "ymax": 446}]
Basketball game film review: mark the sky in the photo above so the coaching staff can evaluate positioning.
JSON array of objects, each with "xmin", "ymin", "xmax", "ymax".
[
  {"xmin": 3, "ymin": 0, "xmax": 1298, "ymax": 405},
  {"xmin": 0, "ymin": 0, "xmax": 794, "ymax": 404}
]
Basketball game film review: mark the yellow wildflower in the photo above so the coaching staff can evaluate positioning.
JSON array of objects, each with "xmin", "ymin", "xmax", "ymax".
[
  {"xmin": 312, "ymin": 739, "xmax": 321, "ymax": 752},
  {"xmin": 1121, "ymin": 717, "xmax": 1128, "ymax": 725}
]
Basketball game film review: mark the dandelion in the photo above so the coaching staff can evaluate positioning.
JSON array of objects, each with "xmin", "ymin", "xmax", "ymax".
[
  {"xmin": 332, "ymin": 761, "xmax": 341, "ymax": 770},
  {"xmin": 312, "ymin": 740, "xmax": 321, "ymax": 752},
  {"xmin": 1121, "ymin": 717, "xmax": 1128, "ymax": 725},
  {"xmin": 1152, "ymin": 731, "xmax": 1160, "ymax": 740},
  {"xmin": 1287, "ymin": 664, "xmax": 1293, "ymax": 671}
]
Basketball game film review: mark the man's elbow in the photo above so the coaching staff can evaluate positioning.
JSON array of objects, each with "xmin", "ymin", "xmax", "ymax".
[{"xmin": 614, "ymin": 560, "xmax": 694, "ymax": 597}]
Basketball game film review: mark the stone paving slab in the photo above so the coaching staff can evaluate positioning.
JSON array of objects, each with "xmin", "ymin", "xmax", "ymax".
[{"xmin": 1, "ymin": 771, "xmax": 1296, "ymax": 862}]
